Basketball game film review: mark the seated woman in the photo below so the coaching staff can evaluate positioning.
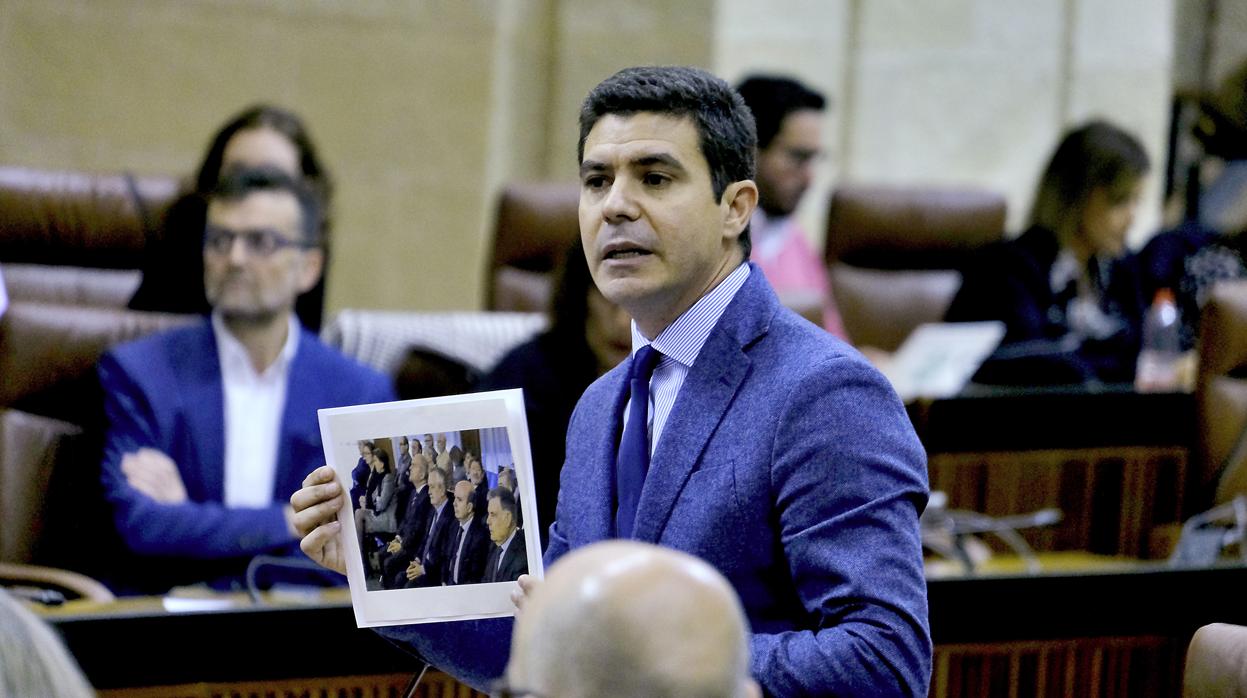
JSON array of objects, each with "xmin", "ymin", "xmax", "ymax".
[
  {"xmin": 355, "ymin": 447, "xmax": 398, "ymax": 569},
  {"xmin": 128, "ymin": 104, "xmax": 332, "ymax": 330},
  {"xmin": 476, "ymin": 238, "xmax": 630, "ymax": 547},
  {"xmin": 946, "ymin": 120, "xmax": 1150, "ymax": 385}
]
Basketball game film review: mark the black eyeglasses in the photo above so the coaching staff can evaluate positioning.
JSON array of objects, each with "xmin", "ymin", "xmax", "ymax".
[{"xmin": 203, "ymin": 225, "xmax": 314, "ymax": 257}]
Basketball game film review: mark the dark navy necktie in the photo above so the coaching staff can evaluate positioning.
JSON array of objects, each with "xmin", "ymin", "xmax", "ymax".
[{"xmin": 615, "ymin": 345, "xmax": 662, "ymax": 539}]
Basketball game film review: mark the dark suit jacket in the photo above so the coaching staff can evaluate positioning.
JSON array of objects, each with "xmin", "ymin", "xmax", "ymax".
[
  {"xmin": 546, "ymin": 266, "xmax": 930, "ymax": 696},
  {"xmin": 484, "ymin": 531, "xmax": 527, "ymax": 583},
  {"xmin": 351, "ymin": 458, "xmax": 370, "ymax": 506},
  {"xmin": 471, "ymin": 480, "xmax": 489, "ymax": 522},
  {"xmin": 396, "ymin": 486, "xmax": 431, "ymax": 545},
  {"xmin": 945, "ymin": 225, "xmax": 1146, "ymax": 384},
  {"xmin": 405, "ymin": 501, "xmax": 454, "ymax": 588},
  {"xmin": 443, "ymin": 517, "xmax": 491, "ymax": 585},
  {"xmin": 98, "ymin": 319, "xmax": 394, "ymax": 590}
]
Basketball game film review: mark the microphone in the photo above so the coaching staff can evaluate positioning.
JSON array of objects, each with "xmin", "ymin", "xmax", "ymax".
[{"xmin": 921, "ymin": 492, "xmax": 1063, "ymax": 575}]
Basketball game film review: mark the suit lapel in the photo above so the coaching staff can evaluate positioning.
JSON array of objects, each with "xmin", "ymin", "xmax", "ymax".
[
  {"xmin": 632, "ymin": 269, "xmax": 774, "ymax": 543},
  {"xmin": 581, "ymin": 370, "xmax": 630, "ymax": 542},
  {"xmin": 485, "ymin": 544, "xmax": 501, "ymax": 582},
  {"xmin": 170, "ymin": 322, "xmax": 226, "ymax": 502}
]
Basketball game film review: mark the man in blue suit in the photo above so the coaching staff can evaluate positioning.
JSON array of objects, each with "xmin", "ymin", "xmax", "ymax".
[
  {"xmin": 99, "ymin": 167, "xmax": 394, "ymax": 593},
  {"xmin": 293, "ymin": 66, "xmax": 929, "ymax": 696}
]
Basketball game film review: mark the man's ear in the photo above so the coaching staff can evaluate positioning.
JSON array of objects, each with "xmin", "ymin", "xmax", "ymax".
[
  {"xmin": 297, "ymin": 247, "xmax": 325, "ymax": 293},
  {"xmin": 720, "ymin": 180, "xmax": 758, "ymax": 243}
]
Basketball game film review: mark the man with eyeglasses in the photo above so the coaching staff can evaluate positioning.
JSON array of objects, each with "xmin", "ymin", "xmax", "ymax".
[
  {"xmin": 735, "ymin": 75, "xmax": 846, "ymax": 339},
  {"xmin": 97, "ymin": 167, "xmax": 394, "ymax": 593}
]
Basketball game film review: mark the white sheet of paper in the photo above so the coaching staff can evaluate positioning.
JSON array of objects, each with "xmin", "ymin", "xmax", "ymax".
[
  {"xmin": 319, "ymin": 388, "xmax": 543, "ymax": 628},
  {"xmin": 881, "ymin": 322, "xmax": 1006, "ymax": 402}
]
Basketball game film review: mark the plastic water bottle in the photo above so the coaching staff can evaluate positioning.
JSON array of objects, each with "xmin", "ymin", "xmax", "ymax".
[{"xmin": 1135, "ymin": 288, "xmax": 1182, "ymax": 392}]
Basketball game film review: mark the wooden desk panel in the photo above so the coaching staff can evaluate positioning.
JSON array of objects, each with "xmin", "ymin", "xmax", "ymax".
[
  {"xmin": 95, "ymin": 672, "xmax": 482, "ymax": 698},
  {"xmin": 930, "ymin": 446, "xmax": 1187, "ymax": 558},
  {"xmin": 932, "ymin": 636, "xmax": 1184, "ymax": 698}
]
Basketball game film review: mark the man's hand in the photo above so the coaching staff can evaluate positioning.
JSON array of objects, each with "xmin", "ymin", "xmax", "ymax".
[
  {"xmin": 386, "ymin": 536, "xmax": 403, "ymax": 554},
  {"xmin": 511, "ymin": 573, "xmax": 542, "ymax": 615},
  {"xmin": 121, "ymin": 448, "xmax": 187, "ymax": 504},
  {"xmin": 405, "ymin": 560, "xmax": 425, "ymax": 580},
  {"xmin": 291, "ymin": 465, "xmax": 347, "ymax": 575}
]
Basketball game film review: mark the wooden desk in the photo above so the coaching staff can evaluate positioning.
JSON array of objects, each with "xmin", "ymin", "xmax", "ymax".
[
  {"xmin": 42, "ymin": 559, "xmax": 1247, "ymax": 698},
  {"xmin": 40, "ymin": 590, "xmax": 485, "ymax": 697},
  {"xmin": 912, "ymin": 386, "xmax": 1195, "ymax": 558},
  {"xmin": 928, "ymin": 555, "xmax": 1247, "ymax": 697}
]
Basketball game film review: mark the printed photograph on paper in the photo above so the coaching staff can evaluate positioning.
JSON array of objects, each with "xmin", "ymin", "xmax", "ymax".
[{"xmin": 319, "ymin": 389, "xmax": 541, "ymax": 627}]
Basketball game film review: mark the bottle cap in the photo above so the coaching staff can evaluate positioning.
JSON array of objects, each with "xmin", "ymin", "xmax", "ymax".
[{"xmin": 1153, "ymin": 288, "xmax": 1175, "ymax": 305}]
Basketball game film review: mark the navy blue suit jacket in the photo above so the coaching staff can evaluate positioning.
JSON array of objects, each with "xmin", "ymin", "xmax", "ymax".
[
  {"xmin": 381, "ymin": 267, "xmax": 930, "ymax": 696},
  {"xmin": 444, "ymin": 516, "xmax": 491, "ymax": 586},
  {"xmin": 98, "ymin": 319, "xmax": 394, "ymax": 585}
]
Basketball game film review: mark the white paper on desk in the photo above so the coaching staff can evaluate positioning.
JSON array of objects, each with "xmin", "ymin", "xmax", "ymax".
[
  {"xmin": 319, "ymin": 389, "xmax": 543, "ymax": 628},
  {"xmin": 162, "ymin": 597, "xmax": 238, "ymax": 613},
  {"xmin": 880, "ymin": 322, "xmax": 1006, "ymax": 403}
]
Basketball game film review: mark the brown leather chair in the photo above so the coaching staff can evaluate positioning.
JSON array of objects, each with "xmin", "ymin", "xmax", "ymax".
[
  {"xmin": 0, "ymin": 165, "xmax": 190, "ymax": 593},
  {"xmin": 824, "ymin": 184, "xmax": 1007, "ymax": 351},
  {"xmin": 0, "ymin": 165, "xmax": 179, "ymax": 307},
  {"xmin": 486, "ymin": 182, "xmax": 580, "ymax": 312},
  {"xmin": 1195, "ymin": 280, "xmax": 1247, "ymax": 507},
  {"xmin": 1184, "ymin": 623, "xmax": 1247, "ymax": 697},
  {"xmin": 0, "ymin": 301, "xmax": 194, "ymax": 422}
]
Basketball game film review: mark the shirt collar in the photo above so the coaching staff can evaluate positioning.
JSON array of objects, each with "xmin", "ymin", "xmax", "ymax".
[
  {"xmin": 211, "ymin": 312, "xmax": 301, "ymax": 380},
  {"xmin": 501, "ymin": 528, "xmax": 517, "ymax": 550},
  {"xmin": 631, "ymin": 262, "xmax": 751, "ymax": 368}
]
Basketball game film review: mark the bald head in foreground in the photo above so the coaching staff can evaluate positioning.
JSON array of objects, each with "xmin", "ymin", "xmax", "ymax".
[{"xmin": 506, "ymin": 541, "xmax": 760, "ymax": 698}]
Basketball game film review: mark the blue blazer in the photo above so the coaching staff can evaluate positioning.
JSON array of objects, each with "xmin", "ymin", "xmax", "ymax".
[
  {"xmin": 380, "ymin": 267, "xmax": 931, "ymax": 696},
  {"xmin": 99, "ymin": 320, "xmax": 395, "ymax": 569},
  {"xmin": 548, "ymin": 266, "xmax": 931, "ymax": 697}
]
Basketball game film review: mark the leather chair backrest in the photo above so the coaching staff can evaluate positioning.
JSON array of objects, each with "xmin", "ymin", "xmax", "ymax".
[
  {"xmin": 824, "ymin": 184, "xmax": 1007, "ymax": 351},
  {"xmin": 1195, "ymin": 280, "xmax": 1247, "ymax": 506},
  {"xmin": 1184, "ymin": 623, "xmax": 1247, "ymax": 697},
  {"xmin": 487, "ymin": 182, "xmax": 580, "ymax": 312},
  {"xmin": 0, "ymin": 409, "xmax": 81, "ymax": 564},
  {"xmin": 0, "ymin": 301, "xmax": 195, "ymax": 423},
  {"xmin": 0, "ymin": 165, "xmax": 179, "ymax": 270}
]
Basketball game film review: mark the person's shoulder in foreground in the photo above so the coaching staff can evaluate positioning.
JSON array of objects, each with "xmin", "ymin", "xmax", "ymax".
[{"xmin": 506, "ymin": 540, "xmax": 761, "ymax": 698}]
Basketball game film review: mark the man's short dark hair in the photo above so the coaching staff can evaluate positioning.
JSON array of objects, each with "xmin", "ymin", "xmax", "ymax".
[
  {"xmin": 209, "ymin": 166, "xmax": 324, "ymax": 246},
  {"xmin": 734, "ymin": 75, "xmax": 826, "ymax": 151},
  {"xmin": 578, "ymin": 65, "xmax": 757, "ymax": 258},
  {"xmin": 489, "ymin": 486, "xmax": 518, "ymax": 521}
]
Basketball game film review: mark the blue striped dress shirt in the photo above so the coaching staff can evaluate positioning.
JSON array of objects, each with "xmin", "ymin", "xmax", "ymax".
[{"xmin": 624, "ymin": 262, "xmax": 751, "ymax": 455}]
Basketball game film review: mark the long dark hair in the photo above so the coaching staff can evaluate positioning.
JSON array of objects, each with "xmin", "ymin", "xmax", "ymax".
[
  {"xmin": 1029, "ymin": 120, "xmax": 1149, "ymax": 243},
  {"xmin": 194, "ymin": 104, "xmax": 332, "ymax": 207}
]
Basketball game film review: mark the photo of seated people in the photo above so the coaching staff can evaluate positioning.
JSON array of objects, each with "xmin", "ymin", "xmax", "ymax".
[{"xmin": 349, "ymin": 430, "xmax": 526, "ymax": 592}]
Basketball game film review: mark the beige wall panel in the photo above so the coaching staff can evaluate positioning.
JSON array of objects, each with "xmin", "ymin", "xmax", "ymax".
[
  {"xmin": 1209, "ymin": 0, "xmax": 1247, "ymax": 85},
  {"xmin": 846, "ymin": 0, "xmax": 1066, "ymax": 233},
  {"xmin": 713, "ymin": 0, "xmax": 851, "ymax": 252},
  {"xmin": 542, "ymin": 0, "xmax": 716, "ymax": 182},
  {"xmin": 1066, "ymin": 0, "xmax": 1173, "ymax": 247},
  {"xmin": 0, "ymin": 0, "xmax": 503, "ymax": 313}
]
